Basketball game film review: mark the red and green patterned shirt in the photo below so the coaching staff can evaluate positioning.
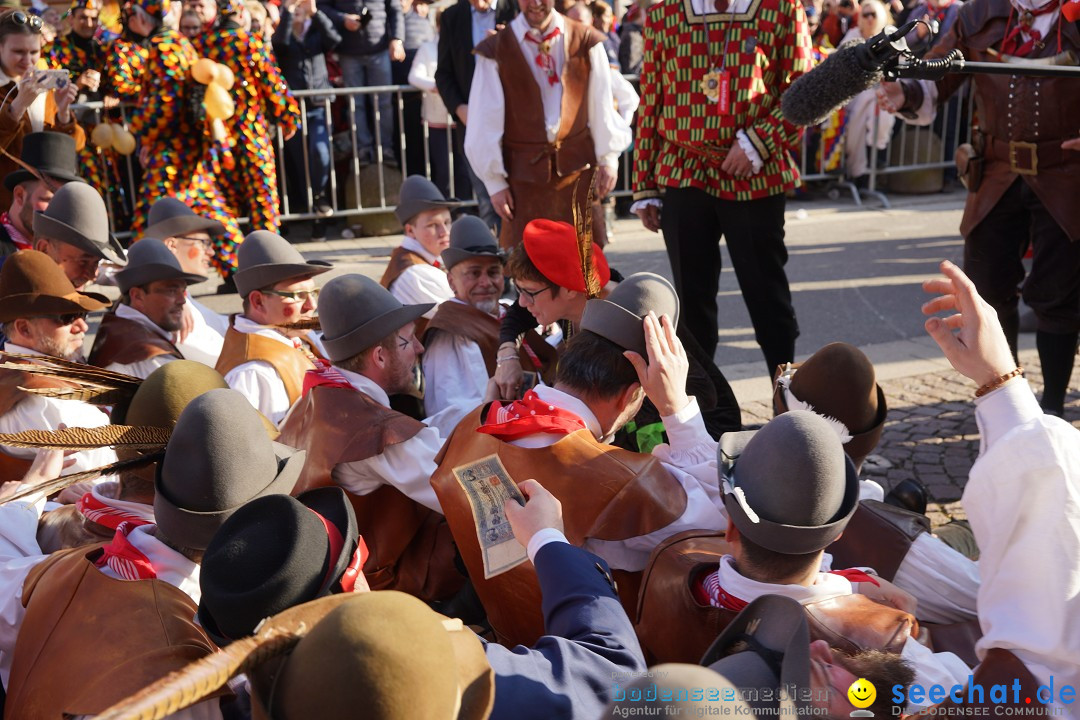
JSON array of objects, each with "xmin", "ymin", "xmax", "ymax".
[{"xmin": 633, "ymin": 0, "xmax": 813, "ymax": 201}]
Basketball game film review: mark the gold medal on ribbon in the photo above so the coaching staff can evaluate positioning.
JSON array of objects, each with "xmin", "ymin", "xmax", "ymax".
[{"xmin": 700, "ymin": 67, "xmax": 723, "ymax": 103}]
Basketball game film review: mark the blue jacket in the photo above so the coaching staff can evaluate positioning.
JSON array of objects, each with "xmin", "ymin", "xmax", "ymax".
[
  {"xmin": 484, "ymin": 541, "xmax": 647, "ymax": 720},
  {"xmin": 317, "ymin": 0, "xmax": 403, "ymax": 56}
]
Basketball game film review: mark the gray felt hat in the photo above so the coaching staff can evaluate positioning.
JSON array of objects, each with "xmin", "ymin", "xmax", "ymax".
[
  {"xmin": 115, "ymin": 238, "xmax": 207, "ymax": 294},
  {"xmin": 143, "ymin": 197, "xmax": 225, "ymax": 240},
  {"xmin": 319, "ymin": 274, "xmax": 432, "ymax": 362},
  {"xmin": 154, "ymin": 388, "xmax": 305, "ymax": 551},
  {"xmin": 33, "ymin": 183, "xmax": 127, "ymax": 265},
  {"xmin": 233, "ymin": 231, "xmax": 332, "ymax": 298},
  {"xmin": 700, "ymin": 596, "xmax": 814, "ymax": 718},
  {"xmin": 394, "ymin": 175, "xmax": 461, "ymax": 225},
  {"xmin": 719, "ymin": 411, "xmax": 859, "ymax": 556},
  {"xmin": 440, "ymin": 215, "xmax": 503, "ymax": 270},
  {"xmin": 579, "ymin": 272, "xmax": 679, "ymax": 357}
]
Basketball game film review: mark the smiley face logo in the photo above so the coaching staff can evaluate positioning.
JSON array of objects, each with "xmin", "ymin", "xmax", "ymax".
[{"xmin": 847, "ymin": 678, "xmax": 876, "ymax": 709}]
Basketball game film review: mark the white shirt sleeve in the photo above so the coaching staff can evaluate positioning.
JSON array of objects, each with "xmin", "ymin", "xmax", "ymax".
[
  {"xmin": 586, "ymin": 41, "xmax": 632, "ymax": 170},
  {"xmin": 175, "ymin": 300, "xmax": 227, "ymax": 368},
  {"xmin": 105, "ymin": 354, "xmax": 176, "ymax": 381},
  {"xmin": 0, "ymin": 397, "xmax": 117, "ymax": 474},
  {"xmin": 408, "ymin": 42, "xmax": 437, "ymax": 92},
  {"xmin": 899, "ymin": 640, "xmax": 972, "ymax": 711},
  {"xmin": 893, "ymin": 532, "xmax": 980, "ymax": 625},
  {"xmin": 650, "ymin": 397, "xmax": 724, "ymax": 509},
  {"xmin": 389, "ymin": 266, "xmax": 453, "ymax": 318},
  {"xmin": 421, "ymin": 331, "xmax": 488, "ymax": 431},
  {"xmin": 464, "ymin": 55, "xmax": 509, "ymax": 196},
  {"xmin": 331, "ymin": 425, "xmax": 445, "ymax": 514},
  {"xmin": 609, "ymin": 66, "xmax": 639, "ymax": 125},
  {"xmin": 224, "ymin": 360, "xmax": 294, "ymax": 426}
]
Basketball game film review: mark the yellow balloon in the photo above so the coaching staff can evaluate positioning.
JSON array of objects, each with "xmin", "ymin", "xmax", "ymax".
[
  {"xmin": 204, "ymin": 82, "xmax": 234, "ymax": 120},
  {"xmin": 192, "ymin": 58, "xmax": 218, "ymax": 85},
  {"xmin": 90, "ymin": 122, "xmax": 114, "ymax": 147},
  {"xmin": 112, "ymin": 129, "xmax": 137, "ymax": 155},
  {"xmin": 215, "ymin": 65, "xmax": 235, "ymax": 91}
]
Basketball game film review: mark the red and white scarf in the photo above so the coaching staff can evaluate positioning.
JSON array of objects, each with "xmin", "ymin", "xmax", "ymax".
[
  {"xmin": 696, "ymin": 566, "xmax": 880, "ymax": 610},
  {"xmin": 525, "ymin": 26, "xmax": 561, "ymax": 86},
  {"xmin": 77, "ymin": 492, "xmax": 153, "ymax": 532},
  {"xmin": 94, "ymin": 522, "xmax": 157, "ymax": 580},
  {"xmin": 477, "ymin": 389, "xmax": 587, "ymax": 441}
]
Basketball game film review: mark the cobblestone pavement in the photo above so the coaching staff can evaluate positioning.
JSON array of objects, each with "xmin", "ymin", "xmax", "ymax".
[{"xmin": 737, "ymin": 351, "xmax": 1080, "ymax": 528}]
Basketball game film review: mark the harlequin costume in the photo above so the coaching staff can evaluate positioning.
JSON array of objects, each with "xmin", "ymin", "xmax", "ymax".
[
  {"xmin": 125, "ymin": 0, "xmax": 244, "ymax": 276},
  {"xmin": 894, "ymin": 0, "xmax": 1080, "ymax": 416},
  {"xmin": 106, "ymin": 33, "xmax": 148, "ymax": 102},
  {"xmin": 193, "ymin": 0, "xmax": 300, "ymax": 236},
  {"xmin": 632, "ymin": 0, "xmax": 813, "ymax": 375}
]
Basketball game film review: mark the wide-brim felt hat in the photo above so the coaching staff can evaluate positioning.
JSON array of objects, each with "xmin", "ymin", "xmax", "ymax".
[
  {"xmin": 143, "ymin": 197, "xmax": 225, "ymax": 240},
  {"xmin": 394, "ymin": 175, "xmax": 462, "ymax": 225},
  {"xmin": 264, "ymin": 592, "xmax": 495, "ymax": 720},
  {"xmin": 115, "ymin": 238, "xmax": 207, "ymax": 294},
  {"xmin": 319, "ymin": 274, "xmax": 432, "ymax": 362},
  {"xmin": 4, "ymin": 132, "xmax": 83, "ymax": 191},
  {"xmin": 33, "ymin": 183, "xmax": 126, "ymax": 265},
  {"xmin": 580, "ymin": 272, "xmax": 679, "ymax": 357},
  {"xmin": 197, "ymin": 486, "xmax": 359, "ymax": 647},
  {"xmin": 441, "ymin": 215, "xmax": 504, "ymax": 270},
  {"xmin": 234, "ymin": 230, "xmax": 331, "ymax": 297},
  {"xmin": 0, "ymin": 249, "xmax": 110, "ymax": 322},
  {"xmin": 719, "ymin": 411, "xmax": 859, "ymax": 556},
  {"xmin": 154, "ymin": 388, "xmax": 305, "ymax": 551},
  {"xmin": 522, "ymin": 219, "xmax": 611, "ymax": 293},
  {"xmin": 701, "ymin": 596, "xmax": 814, "ymax": 718}
]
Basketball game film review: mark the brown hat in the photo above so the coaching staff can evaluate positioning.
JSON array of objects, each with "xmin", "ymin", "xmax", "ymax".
[
  {"xmin": 772, "ymin": 342, "xmax": 887, "ymax": 469},
  {"xmin": 0, "ymin": 250, "xmax": 110, "ymax": 323}
]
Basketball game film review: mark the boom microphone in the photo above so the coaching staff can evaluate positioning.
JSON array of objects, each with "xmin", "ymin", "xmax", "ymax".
[{"xmin": 781, "ymin": 21, "xmax": 918, "ymax": 127}]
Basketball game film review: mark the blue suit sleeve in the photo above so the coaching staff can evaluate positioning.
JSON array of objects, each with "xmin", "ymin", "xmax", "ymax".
[{"xmin": 483, "ymin": 542, "xmax": 647, "ymax": 720}]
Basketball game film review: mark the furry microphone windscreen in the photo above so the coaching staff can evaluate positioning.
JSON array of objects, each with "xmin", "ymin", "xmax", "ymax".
[{"xmin": 781, "ymin": 41, "xmax": 885, "ymax": 127}]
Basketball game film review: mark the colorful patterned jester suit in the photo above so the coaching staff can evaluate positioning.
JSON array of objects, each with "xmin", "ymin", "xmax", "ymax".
[
  {"xmin": 128, "ymin": 27, "xmax": 244, "ymax": 274},
  {"xmin": 194, "ymin": 12, "xmax": 299, "ymax": 235},
  {"xmin": 107, "ymin": 34, "xmax": 148, "ymax": 101}
]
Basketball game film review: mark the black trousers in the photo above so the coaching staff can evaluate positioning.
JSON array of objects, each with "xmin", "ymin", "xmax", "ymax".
[{"xmin": 661, "ymin": 187, "xmax": 798, "ymax": 375}]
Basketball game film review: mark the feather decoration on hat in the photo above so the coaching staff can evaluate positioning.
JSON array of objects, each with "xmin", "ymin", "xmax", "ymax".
[
  {"xmin": 0, "ymin": 354, "xmax": 142, "ymax": 406},
  {"xmin": 274, "ymin": 317, "xmax": 322, "ymax": 332},
  {"xmin": 0, "ymin": 452, "xmax": 165, "ymax": 506},
  {"xmin": 0, "ymin": 425, "xmax": 171, "ymax": 450},
  {"xmin": 776, "ymin": 374, "xmax": 854, "ymax": 444},
  {"xmin": 572, "ymin": 174, "xmax": 601, "ymax": 299}
]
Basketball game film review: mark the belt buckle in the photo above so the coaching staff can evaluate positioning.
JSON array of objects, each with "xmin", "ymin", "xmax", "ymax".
[{"xmin": 1009, "ymin": 140, "xmax": 1038, "ymax": 175}]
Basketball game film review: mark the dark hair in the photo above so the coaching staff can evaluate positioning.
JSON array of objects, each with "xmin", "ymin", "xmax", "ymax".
[
  {"xmin": 555, "ymin": 330, "xmax": 638, "ymax": 399},
  {"xmin": 836, "ymin": 649, "xmax": 916, "ymax": 718},
  {"xmin": 505, "ymin": 243, "xmax": 560, "ymax": 294},
  {"xmin": 733, "ymin": 531, "xmax": 822, "ymax": 584},
  {"xmin": 335, "ymin": 334, "xmax": 397, "ymax": 374},
  {"xmin": 0, "ymin": 9, "xmax": 43, "ymax": 46}
]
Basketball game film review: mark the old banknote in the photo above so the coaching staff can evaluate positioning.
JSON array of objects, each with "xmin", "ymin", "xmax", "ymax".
[{"xmin": 452, "ymin": 454, "xmax": 528, "ymax": 579}]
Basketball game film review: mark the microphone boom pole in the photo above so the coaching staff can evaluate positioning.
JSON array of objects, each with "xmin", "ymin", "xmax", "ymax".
[{"xmin": 892, "ymin": 57, "xmax": 1080, "ymax": 79}]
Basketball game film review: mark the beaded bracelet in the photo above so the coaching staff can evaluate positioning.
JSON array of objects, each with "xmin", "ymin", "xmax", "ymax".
[
  {"xmin": 496, "ymin": 356, "xmax": 521, "ymax": 366},
  {"xmin": 975, "ymin": 367, "xmax": 1024, "ymax": 398}
]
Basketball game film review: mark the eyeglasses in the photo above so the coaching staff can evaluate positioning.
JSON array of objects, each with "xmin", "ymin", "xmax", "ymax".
[
  {"xmin": 175, "ymin": 234, "xmax": 213, "ymax": 250},
  {"xmin": 517, "ymin": 284, "xmax": 553, "ymax": 302},
  {"xmin": 7, "ymin": 10, "xmax": 44, "ymax": 30},
  {"xmin": 37, "ymin": 312, "xmax": 87, "ymax": 326},
  {"xmin": 262, "ymin": 288, "xmax": 320, "ymax": 303}
]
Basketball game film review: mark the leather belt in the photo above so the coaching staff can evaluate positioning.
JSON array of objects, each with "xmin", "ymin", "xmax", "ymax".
[{"xmin": 984, "ymin": 134, "xmax": 1071, "ymax": 175}]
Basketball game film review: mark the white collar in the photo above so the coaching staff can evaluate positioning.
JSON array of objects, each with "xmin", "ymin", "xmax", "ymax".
[
  {"xmin": 2, "ymin": 342, "xmax": 44, "ymax": 357},
  {"xmin": 127, "ymin": 525, "xmax": 203, "ymax": 603},
  {"xmin": 116, "ymin": 303, "xmax": 175, "ymax": 342},
  {"xmin": 233, "ymin": 314, "xmax": 295, "ymax": 347},
  {"xmin": 715, "ymin": 555, "xmax": 853, "ymax": 605},
  {"xmin": 333, "ymin": 366, "xmax": 391, "ymax": 408},
  {"xmin": 400, "ymin": 236, "xmax": 440, "ymax": 265},
  {"xmin": 532, "ymin": 385, "xmax": 604, "ymax": 440},
  {"xmin": 511, "ymin": 10, "xmax": 565, "ymax": 43}
]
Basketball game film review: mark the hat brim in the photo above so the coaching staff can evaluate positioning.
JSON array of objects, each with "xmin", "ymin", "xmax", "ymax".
[
  {"xmin": 322, "ymin": 302, "xmax": 433, "ymax": 362},
  {"xmin": 440, "ymin": 246, "xmax": 504, "ymax": 270},
  {"xmin": 116, "ymin": 264, "xmax": 207, "ymax": 294},
  {"xmin": 394, "ymin": 199, "xmax": 463, "ymax": 225},
  {"xmin": 4, "ymin": 168, "xmax": 83, "ymax": 191},
  {"xmin": 580, "ymin": 298, "xmax": 681, "ymax": 357},
  {"xmin": 0, "ymin": 289, "xmax": 111, "ymax": 323},
  {"xmin": 718, "ymin": 430, "xmax": 860, "ymax": 555},
  {"xmin": 234, "ymin": 261, "xmax": 332, "ymax": 297},
  {"xmin": 144, "ymin": 214, "xmax": 226, "ymax": 241},
  {"xmin": 34, "ymin": 212, "xmax": 127, "ymax": 265},
  {"xmin": 154, "ymin": 443, "xmax": 306, "ymax": 551}
]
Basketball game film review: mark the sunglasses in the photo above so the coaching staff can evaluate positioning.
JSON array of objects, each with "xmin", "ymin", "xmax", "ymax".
[
  {"xmin": 262, "ymin": 288, "xmax": 320, "ymax": 303},
  {"xmin": 38, "ymin": 312, "xmax": 87, "ymax": 326},
  {"xmin": 7, "ymin": 10, "xmax": 44, "ymax": 30}
]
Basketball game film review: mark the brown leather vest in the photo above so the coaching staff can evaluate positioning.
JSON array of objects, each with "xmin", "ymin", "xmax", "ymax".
[
  {"xmin": 424, "ymin": 301, "xmax": 558, "ymax": 383},
  {"xmin": 214, "ymin": 319, "xmax": 320, "ymax": 407},
  {"xmin": 430, "ymin": 404, "xmax": 688, "ymax": 647},
  {"xmin": 634, "ymin": 531, "xmax": 920, "ymax": 665},
  {"xmin": 474, "ymin": 18, "xmax": 602, "ymax": 184},
  {"xmin": 5, "ymin": 545, "xmax": 221, "ymax": 720},
  {"xmin": 278, "ymin": 383, "xmax": 466, "ymax": 602},
  {"xmin": 379, "ymin": 246, "xmax": 430, "ymax": 290},
  {"xmin": 87, "ymin": 311, "xmax": 182, "ymax": 370},
  {"xmin": 925, "ymin": 0, "xmax": 1080, "ymax": 240}
]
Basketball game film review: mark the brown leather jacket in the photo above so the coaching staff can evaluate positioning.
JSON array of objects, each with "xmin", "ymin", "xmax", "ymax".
[
  {"xmin": 88, "ymin": 311, "xmax": 182, "ymax": 370},
  {"xmin": 214, "ymin": 318, "xmax": 321, "ymax": 408}
]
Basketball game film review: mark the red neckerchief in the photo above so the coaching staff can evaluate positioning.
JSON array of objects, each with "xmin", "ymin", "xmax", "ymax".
[
  {"xmin": 1001, "ymin": 0, "xmax": 1061, "ymax": 56},
  {"xmin": 524, "ymin": 26, "xmax": 562, "ymax": 86},
  {"xmin": 1064, "ymin": 0, "xmax": 1080, "ymax": 23},
  {"xmin": 0, "ymin": 213, "xmax": 31, "ymax": 251},
  {"xmin": 829, "ymin": 568, "xmax": 881, "ymax": 586},
  {"xmin": 301, "ymin": 359, "xmax": 350, "ymax": 395},
  {"xmin": 476, "ymin": 389, "xmax": 587, "ymax": 440},
  {"xmin": 94, "ymin": 522, "xmax": 156, "ymax": 580},
  {"xmin": 77, "ymin": 492, "xmax": 153, "ymax": 532}
]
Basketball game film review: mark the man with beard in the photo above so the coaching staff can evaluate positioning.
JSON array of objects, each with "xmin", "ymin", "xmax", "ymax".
[
  {"xmin": 88, "ymin": 238, "xmax": 206, "ymax": 378},
  {"xmin": 0, "ymin": 250, "xmax": 116, "ymax": 476},
  {"xmin": 32, "ymin": 179, "xmax": 126, "ymax": 291},
  {"xmin": 0, "ymin": 133, "xmax": 82, "ymax": 264},
  {"xmin": 277, "ymin": 274, "xmax": 466, "ymax": 601}
]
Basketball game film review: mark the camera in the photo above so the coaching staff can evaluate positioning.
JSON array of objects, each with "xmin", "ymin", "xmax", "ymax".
[{"xmin": 358, "ymin": 5, "xmax": 372, "ymax": 27}]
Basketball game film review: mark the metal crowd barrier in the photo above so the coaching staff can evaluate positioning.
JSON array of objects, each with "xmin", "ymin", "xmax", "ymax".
[{"xmin": 74, "ymin": 78, "xmax": 974, "ymax": 238}]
